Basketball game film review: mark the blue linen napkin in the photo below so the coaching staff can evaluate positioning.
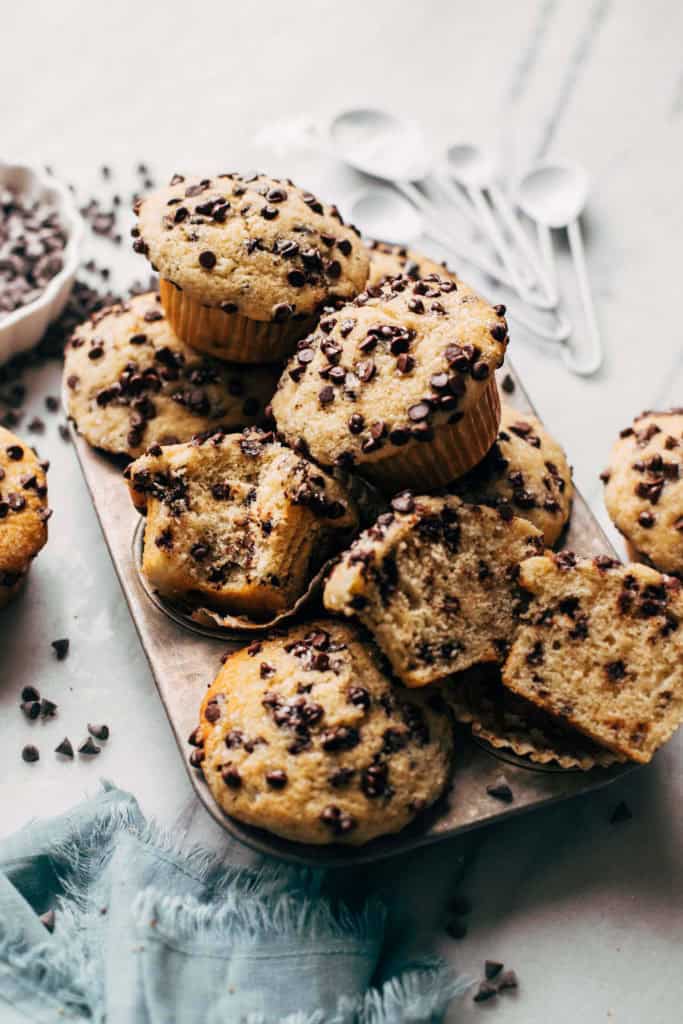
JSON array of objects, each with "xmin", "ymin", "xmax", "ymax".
[{"xmin": 0, "ymin": 783, "xmax": 467, "ymax": 1022}]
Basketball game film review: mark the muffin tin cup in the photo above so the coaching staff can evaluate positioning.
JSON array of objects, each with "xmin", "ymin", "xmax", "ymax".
[
  {"xmin": 159, "ymin": 279, "xmax": 314, "ymax": 364},
  {"xmin": 361, "ymin": 375, "xmax": 501, "ymax": 493}
]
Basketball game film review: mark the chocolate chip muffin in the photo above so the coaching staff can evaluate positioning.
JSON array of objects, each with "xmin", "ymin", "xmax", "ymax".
[
  {"xmin": 0, "ymin": 428, "xmax": 49, "ymax": 607},
  {"xmin": 450, "ymin": 404, "xmax": 573, "ymax": 546},
  {"xmin": 63, "ymin": 293, "xmax": 279, "ymax": 457},
  {"xmin": 323, "ymin": 494, "xmax": 544, "ymax": 687},
  {"xmin": 271, "ymin": 275, "xmax": 507, "ymax": 492},
  {"xmin": 134, "ymin": 172, "xmax": 369, "ymax": 363},
  {"xmin": 502, "ymin": 553, "xmax": 683, "ymax": 763},
  {"xmin": 190, "ymin": 620, "xmax": 454, "ymax": 845},
  {"xmin": 602, "ymin": 410, "xmax": 683, "ymax": 575},
  {"xmin": 366, "ymin": 240, "xmax": 450, "ymax": 288},
  {"xmin": 126, "ymin": 428, "xmax": 359, "ymax": 619}
]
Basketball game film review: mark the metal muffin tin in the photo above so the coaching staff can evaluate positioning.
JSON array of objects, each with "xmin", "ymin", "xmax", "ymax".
[{"xmin": 72, "ymin": 364, "xmax": 632, "ymax": 866}]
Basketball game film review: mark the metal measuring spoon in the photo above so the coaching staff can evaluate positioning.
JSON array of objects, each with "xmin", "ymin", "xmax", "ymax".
[
  {"xmin": 444, "ymin": 143, "xmax": 559, "ymax": 310},
  {"xmin": 517, "ymin": 162, "xmax": 603, "ymax": 376},
  {"xmin": 328, "ymin": 107, "xmax": 482, "ymax": 233},
  {"xmin": 349, "ymin": 187, "xmax": 571, "ymax": 343}
]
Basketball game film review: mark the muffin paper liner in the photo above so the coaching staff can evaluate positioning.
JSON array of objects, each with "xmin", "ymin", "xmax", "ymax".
[
  {"xmin": 160, "ymin": 278, "xmax": 313, "ymax": 364},
  {"xmin": 134, "ymin": 471, "xmax": 387, "ymax": 634},
  {"xmin": 443, "ymin": 664, "xmax": 625, "ymax": 771},
  {"xmin": 361, "ymin": 375, "xmax": 501, "ymax": 493}
]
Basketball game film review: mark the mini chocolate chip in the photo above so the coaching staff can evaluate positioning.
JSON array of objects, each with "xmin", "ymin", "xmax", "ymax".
[
  {"xmin": 407, "ymin": 402, "xmax": 430, "ymax": 422},
  {"xmin": 396, "ymin": 353, "xmax": 415, "ymax": 374},
  {"xmin": 287, "ymin": 269, "xmax": 306, "ymax": 287},
  {"xmin": 21, "ymin": 685, "xmax": 40, "ymax": 702},
  {"xmin": 198, "ymin": 250, "xmax": 217, "ymax": 269},
  {"xmin": 88, "ymin": 723, "xmax": 110, "ymax": 741},
  {"xmin": 78, "ymin": 737, "xmax": 101, "ymax": 755},
  {"xmin": 6, "ymin": 445, "xmax": 23, "ymax": 460},
  {"xmin": 40, "ymin": 698, "xmax": 57, "ymax": 718},
  {"xmin": 498, "ymin": 970, "xmax": 518, "ymax": 991},
  {"xmin": 638, "ymin": 511, "xmax": 656, "ymax": 528},
  {"xmin": 486, "ymin": 779, "xmax": 513, "ymax": 802},
  {"xmin": 473, "ymin": 981, "xmax": 497, "ymax": 1003},
  {"xmin": 22, "ymin": 745, "xmax": 39, "ymax": 763},
  {"xmin": 21, "ymin": 701, "xmax": 41, "ymax": 720},
  {"xmin": 265, "ymin": 769, "xmax": 288, "ymax": 789},
  {"xmin": 348, "ymin": 413, "xmax": 365, "ymax": 435},
  {"xmin": 319, "ymin": 385, "xmax": 335, "ymax": 406},
  {"xmin": 221, "ymin": 765, "xmax": 242, "ymax": 788},
  {"xmin": 485, "ymin": 960, "xmax": 504, "ymax": 980},
  {"xmin": 51, "ymin": 638, "xmax": 69, "ymax": 660},
  {"xmin": 501, "ymin": 373, "xmax": 515, "ymax": 393},
  {"xmin": 55, "ymin": 737, "xmax": 74, "ymax": 758},
  {"xmin": 391, "ymin": 491, "xmax": 415, "ymax": 513},
  {"xmin": 610, "ymin": 800, "xmax": 633, "ymax": 824}
]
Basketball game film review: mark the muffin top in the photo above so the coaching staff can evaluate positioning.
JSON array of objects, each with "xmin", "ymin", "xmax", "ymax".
[
  {"xmin": 271, "ymin": 274, "xmax": 508, "ymax": 470},
  {"xmin": 64, "ymin": 293, "xmax": 279, "ymax": 457},
  {"xmin": 451, "ymin": 404, "xmax": 573, "ymax": 546},
  {"xmin": 602, "ymin": 410, "xmax": 683, "ymax": 574},
  {"xmin": 191, "ymin": 619, "xmax": 454, "ymax": 845},
  {"xmin": 0, "ymin": 427, "xmax": 49, "ymax": 581},
  {"xmin": 134, "ymin": 173, "xmax": 369, "ymax": 322},
  {"xmin": 366, "ymin": 240, "xmax": 450, "ymax": 288}
]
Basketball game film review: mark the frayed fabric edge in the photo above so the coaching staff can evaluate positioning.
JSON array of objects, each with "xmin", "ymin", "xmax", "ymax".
[
  {"xmin": 209, "ymin": 960, "xmax": 471, "ymax": 1024},
  {"xmin": 133, "ymin": 885, "xmax": 386, "ymax": 951}
]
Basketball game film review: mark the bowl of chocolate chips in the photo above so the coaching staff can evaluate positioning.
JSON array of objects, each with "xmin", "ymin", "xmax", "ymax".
[{"xmin": 0, "ymin": 162, "xmax": 83, "ymax": 364}]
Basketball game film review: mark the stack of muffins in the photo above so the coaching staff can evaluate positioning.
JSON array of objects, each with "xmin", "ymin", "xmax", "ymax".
[{"xmin": 63, "ymin": 171, "xmax": 683, "ymax": 848}]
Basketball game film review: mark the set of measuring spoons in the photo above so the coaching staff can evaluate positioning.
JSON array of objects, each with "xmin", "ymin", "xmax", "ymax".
[{"xmin": 324, "ymin": 108, "xmax": 602, "ymax": 377}]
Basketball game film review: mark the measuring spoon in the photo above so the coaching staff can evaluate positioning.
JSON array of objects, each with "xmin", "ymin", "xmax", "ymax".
[{"xmin": 517, "ymin": 162, "xmax": 603, "ymax": 376}]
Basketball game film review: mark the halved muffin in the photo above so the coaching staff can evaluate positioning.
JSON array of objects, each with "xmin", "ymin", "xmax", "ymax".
[
  {"xmin": 126, "ymin": 428, "xmax": 358, "ymax": 619},
  {"xmin": 323, "ymin": 494, "xmax": 543, "ymax": 686}
]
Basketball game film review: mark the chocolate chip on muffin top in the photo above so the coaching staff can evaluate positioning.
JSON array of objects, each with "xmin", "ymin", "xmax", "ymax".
[
  {"xmin": 271, "ymin": 274, "xmax": 508, "ymax": 471},
  {"xmin": 133, "ymin": 173, "xmax": 369, "ymax": 323}
]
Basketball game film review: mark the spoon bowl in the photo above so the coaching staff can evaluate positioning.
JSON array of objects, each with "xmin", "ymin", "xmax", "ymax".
[
  {"xmin": 517, "ymin": 162, "xmax": 589, "ymax": 228},
  {"xmin": 329, "ymin": 107, "xmax": 431, "ymax": 182},
  {"xmin": 445, "ymin": 143, "xmax": 497, "ymax": 188},
  {"xmin": 349, "ymin": 187, "xmax": 423, "ymax": 244}
]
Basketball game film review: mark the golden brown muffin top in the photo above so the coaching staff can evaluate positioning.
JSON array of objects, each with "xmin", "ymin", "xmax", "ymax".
[
  {"xmin": 271, "ymin": 273, "xmax": 508, "ymax": 470},
  {"xmin": 134, "ymin": 173, "xmax": 369, "ymax": 321}
]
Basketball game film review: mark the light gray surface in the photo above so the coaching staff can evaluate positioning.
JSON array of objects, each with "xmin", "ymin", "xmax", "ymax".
[{"xmin": 2, "ymin": 1, "xmax": 682, "ymax": 1020}]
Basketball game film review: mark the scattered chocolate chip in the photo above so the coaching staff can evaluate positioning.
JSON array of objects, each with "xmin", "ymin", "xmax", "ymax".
[
  {"xmin": 473, "ymin": 981, "xmax": 497, "ymax": 1003},
  {"xmin": 51, "ymin": 638, "xmax": 69, "ymax": 660},
  {"xmin": 21, "ymin": 701, "xmax": 41, "ymax": 720},
  {"xmin": 55, "ymin": 737, "xmax": 74, "ymax": 758},
  {"xmin": 78, "ymin": 737, "xmax": 101, "ymax": 756},
  {"xmin": 21, "ymin": 685, "xmax": 40, "ymax": 702},
  {"xmin": 486, "ymin": 779, "xmax": 513, "ymax": 803},
  {"xmin": 88, "ymin": 723, "xmax": 110, "ymax": 741},
  {"xmin": 22, "ymin": 744, "xmax": 40, "ymax": 763},
  {"xmin": 610, "ymin": 800, "xmax": 632, "ymax": 824},
  {"xmin": 221, "ymin": 765, "xmax": 242, "ymax": 788},
  {"xmin": 501, "ymin": 373, "xmax": 515, "ymax": 394},
  {"xmin": 498, "ymin": 970, "xmax": 518, "ymax": 991},
  {"xmin": 40, "ymin": 698, "xmax": 57, "ymax": 718},
  {"xmin": 485, "ymin": 960, "xmax": 504, "ymax": 980}
]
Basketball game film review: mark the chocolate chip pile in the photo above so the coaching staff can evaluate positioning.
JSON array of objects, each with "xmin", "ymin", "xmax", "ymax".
[{"xmin": 0, "ymin": 186, "xmax": 67, "ymax": 318}]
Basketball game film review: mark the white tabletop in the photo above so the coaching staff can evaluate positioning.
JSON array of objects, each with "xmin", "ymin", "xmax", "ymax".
[{"xmin": 2, "ymin": 1, "xmax": 682, "ymax": 1020}]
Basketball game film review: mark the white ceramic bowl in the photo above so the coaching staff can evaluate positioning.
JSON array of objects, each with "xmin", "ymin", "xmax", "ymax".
[{"xmin": 0, "ymin": 162, "xmax": 84, "ymax": 366}]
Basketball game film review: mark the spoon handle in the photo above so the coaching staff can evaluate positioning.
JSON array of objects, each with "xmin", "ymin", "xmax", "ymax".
[
  {"xmin": 392, "ymin": 182, "xmax": 515, "ymax": 286},
  {"xmin": 563, "ymin": 219, "xmax": 603, "ymax": 376},
  {"xmin": 488, "ymin": 183, "xmax": 559, "ymax": 307},
  {"xmin": 464, "ymin": 185, "xmax": 547, "ymax": 309},
  {"xmin": 429, "ymin": 172, "xmax": 483, "ymax": 232}
]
